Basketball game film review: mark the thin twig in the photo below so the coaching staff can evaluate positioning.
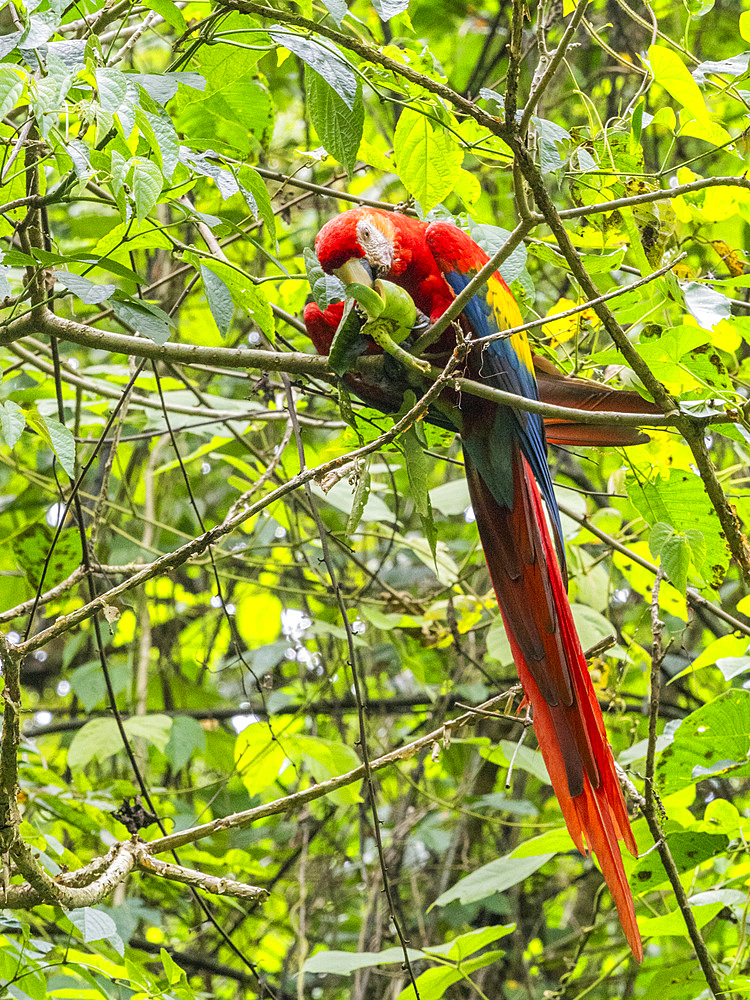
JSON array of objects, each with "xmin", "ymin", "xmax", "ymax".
[
  {"xmin": 636, "ymin": 568, "xmax": 725, "ymax": 998},
  {"xmin": 645, "ymin": 567, "xmax": 665, "ymax": 819},
  {"xmin": 519, "ymin": 0, "xmax": 589, "ymax": 135}
]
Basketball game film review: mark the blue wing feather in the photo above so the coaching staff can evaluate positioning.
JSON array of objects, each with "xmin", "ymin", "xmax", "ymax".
[{"xmin": 442, "ymin": 268, "xmax": 565, "ymax": 560}]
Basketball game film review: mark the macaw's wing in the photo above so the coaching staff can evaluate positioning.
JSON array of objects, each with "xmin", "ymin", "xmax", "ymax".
[
  {"xmin": 303, "ymin": 302, "xmax": 658, "ymax": 449},
  {"xmin": 424, "ymin": 221, "xmax": 564, "ymax": 555},
  {"xmin": 533, "ymin": 354, "xmax": 662, "ymax": 447}
]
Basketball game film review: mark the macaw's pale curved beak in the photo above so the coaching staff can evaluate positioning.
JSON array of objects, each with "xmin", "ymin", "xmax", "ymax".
[{"xmin": 333, "ymin": 257, "xmax": 373, "ymax": 287}]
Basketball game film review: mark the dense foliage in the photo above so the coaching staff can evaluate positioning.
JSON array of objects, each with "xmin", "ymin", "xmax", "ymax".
[{"xmin": 1, "ymin": 0, "xmax": 750, "ymax": 996}]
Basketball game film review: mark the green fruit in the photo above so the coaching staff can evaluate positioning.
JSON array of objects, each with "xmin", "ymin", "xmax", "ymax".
[{"xmin": 373, "ymin": 280, "xmax": 416, "ymax": 343}]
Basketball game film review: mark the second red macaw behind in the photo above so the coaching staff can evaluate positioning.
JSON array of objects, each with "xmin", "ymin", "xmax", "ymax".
[{"xmin": 308, "ymin": 207, "xmax": 643, "ymax": 961}]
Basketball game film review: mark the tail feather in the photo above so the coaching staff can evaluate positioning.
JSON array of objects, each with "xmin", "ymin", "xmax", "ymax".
[
  {"xmin": 533, "ymin": 355, "xmax": 660, "ymax": 448},
  {"xmin": 465, "ymin": 451, "xmax": 642, "ymax": 961}
]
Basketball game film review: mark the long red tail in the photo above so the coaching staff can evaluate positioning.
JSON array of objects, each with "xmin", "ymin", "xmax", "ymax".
[{"xmin": 465, "ymin": 452, "xmax": 642, "ymax": 961}]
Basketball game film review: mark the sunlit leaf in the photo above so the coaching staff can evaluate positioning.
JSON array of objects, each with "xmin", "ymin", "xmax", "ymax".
[{"xmin": 394, "ymin": 107, "xmax": 462, "ymax": 211}]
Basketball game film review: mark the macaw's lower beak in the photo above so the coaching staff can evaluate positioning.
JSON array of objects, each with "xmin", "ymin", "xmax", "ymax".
[{"xmin": 333, "ymin": 257, "xmax": 373, "ymax": 287}]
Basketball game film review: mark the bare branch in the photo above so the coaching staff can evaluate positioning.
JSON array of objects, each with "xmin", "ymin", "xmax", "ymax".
[{"xmin": 147, "ymin": 691, "xmax": 520, "ymax": 855}]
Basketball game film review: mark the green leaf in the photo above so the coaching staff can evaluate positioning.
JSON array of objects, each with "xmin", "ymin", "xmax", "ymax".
[
  {"xmin": 532, "ymin": 116, "xmax": 571, "ymax": 173},
  {"xmin": 302, "ymin": 946, "xmax": 425, "ymax": 976},
  {"xmin": 239, "ymin": 166, "xmax": 277, "ymax": 245},
  {"xmin": 122, "ymin": 714, "xmax": 172, "ymax": 752},
  {"xmin": 68, "ymin": 718, "xmax": 122, "ymax": 769},
  {"xmin": 200, "ymin": 259, "xmax": 274, "ymax": 341},
  {"xmin": 129, "ymin": 71, "xmax": 205, "ymax": 106},
  {"xmin": 128, "ymin": 157, "xmax": 163, "ymax": 221},
  {"xmin": 30, "ymin": 55, "xmax": 71, "ymax": 138},
  {"xmin": 173, "ymin": 53, "xmax": 272, "ymax": 152},
  {"xmin": 469, "ymin": 222, "xmax": 528, "ymax": 283},
  {"xmin": 69, "ymin": 715, "xmax": 173, "ymax": 769},
  {"xmin": 164, "ymin": 716, "xmax": 206, "ymax": 772},
  {"xmin": 402, "ymin": 424, "xmax": 437, "ymax": 560},
  {"xmin": 682, "ymin": 633, "xmax": 750, "ymax": 679},
  {"xmin": 627, "ymin": 468, "xmax": 728, "ymax": 587},
  {"xmin": 396, "ymin": 967, "xmax": 463, "ymax": 1000},
  {"xmin": 314, "ymin": 477, "xmax": 392, "ymax": 522},
  {"xmin": 235, "ymin": 725, "xmax": 361, "ymax": 804},
  {"xmin": 424, "ymin": 924, "xmax": 515, "ymax": 960},
  {"xmin": 136, "ymin": 106, "xmax": 179, "ymax": 181},
  {"xmin": 683, "ymin": 0, "xmax": 713, "ymax": 15},
  {"xmin": 649, "ymin": 44, "xmax": 711, "ymax": 125},
  {"xmin": 57, "ymin": 270, "xmax": 115, "ymax": 305},
  {"xmin": 649, "ymin": 521, "xmax": 674, "ymax": 558},
  {"xmin": 345, "ymin": 460, "xmax": 371, "ymax": 539},
  {"xmin": 66, "ymin": 908, "xmax": 119, "ymax": 945},
  {"xmin": 570, "ymin": 604, "xmax": 616, "ymax": 649},
  {"xmin": 433, "ymin": 851, "xmax": 554, "ymax": 907},
  {"xmin": 160, "ymin": 948, "xmax": 189, "ymax": 988},
  {"xmin": 639, "ymin": 901, "xmax": 722, "ymax": 936},
  {"xmin": 394, "ymin": 108, "xmax": 463, "ymax": 211},
  {"xmin": 0, "ymin": 65, "xmax": 25, "ymax": 120},
  {"xmin": 657, "ymin": 689, "xmax": 750, "ymax": 794},
  {"xmin": 70, "ymin": 661, "xmax": 129, "ymax": 712},
  {"xmin": 143, "ymin": 0, "xmax": 186, "ymax": 30},
  {"xmin": 596, "ymin": 325, "xmax": 730, "ymax": 396},
  {"xmin": 95, "ymin": 67, "xmax": 128, "ymax": 114},
  {"xmin": 305, "ymin": 69, "xmax": 363, "ymax": 175},
  {"xmin": 646, "ymin": 960, "xmax": 712, "ymax": 1000},
  {"xmin": 486, "ymin": 618, "xmax": 513, "ymax": 664},
  {"xmin": 0, "ymin": 400, "xmax": 25, "ymax": 448},
  {"xmin": 111, "ymin": 298, "xmax": 172, "ymax": 345},
  {"xmin": 11, "ymin": 523, "xmax": 80, "ymax": 589},
  {"xmin": 269, "ymin": 26, "xmax": 358, "ymax": 109},
  {"xmin": 200, "ymin": 263, "xmax": 234, "ymax": 336},
  {"xmin": 631, "ymin": 830, "xmax": 728, "ymax": 890},
  {"xmin": 479, "ymin": 740, "xmax": 550, "ymax": 784},
  {"xmin": 684, "ymin": 529, "xmax": 706, "ymax": 573},
  {"xmin": 37, "ymin": 416, "xmax": 76, "ymax": 477},
  {"xmin": 304, "ymin": 246, "xmax": 345, "ymax": 309},
  {"xmin": 294, "ymin": 734, "xmax": 362, "ymax": 804},
  {"xmin": 660, "ymin": 534, "xmax": 691, "ymax": 594},
  {"xmin": 328, "ymin": 298, "xmax": 370, "ymax": 375},
  {"xmin": 0, "ymin": 30, "xmax": 22, "ymax": 61},
  {"xmin": 429, "ymin": 478, "xmax": 471, "ymax": 516},
  {"xmin": 527, "ymin": 241, "xmax": 624, "ymax": 274}
]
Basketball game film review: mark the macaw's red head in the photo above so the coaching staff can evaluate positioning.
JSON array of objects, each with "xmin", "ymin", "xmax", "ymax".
[
  {"xmin": 315, "ymin": 207, "xmax": 400, "ymax": 285},
  {"xmin": 314, "ymin": 207, "xmax": 452, "ymax": 321}
]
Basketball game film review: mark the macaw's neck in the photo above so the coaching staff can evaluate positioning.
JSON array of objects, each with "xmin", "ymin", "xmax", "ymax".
[{"xmin": 386, "ymin": 216, "xmax": 454, "ymax": 323}]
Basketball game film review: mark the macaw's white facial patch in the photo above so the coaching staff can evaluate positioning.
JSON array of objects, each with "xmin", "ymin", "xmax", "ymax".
[{"xmin": 356, "ymin": 219, "xmax": 394, "ymax": 276}]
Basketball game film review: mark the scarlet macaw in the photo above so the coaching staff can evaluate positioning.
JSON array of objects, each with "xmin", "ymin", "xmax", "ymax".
[{"xmin": 309, "ymin": 207, "xmax": 644, "ymax": 960}]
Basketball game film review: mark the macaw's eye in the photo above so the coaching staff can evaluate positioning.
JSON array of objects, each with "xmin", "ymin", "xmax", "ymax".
[{"xmin": 361, "ymin": 226, "xmax": 372, "ymax": 240}]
